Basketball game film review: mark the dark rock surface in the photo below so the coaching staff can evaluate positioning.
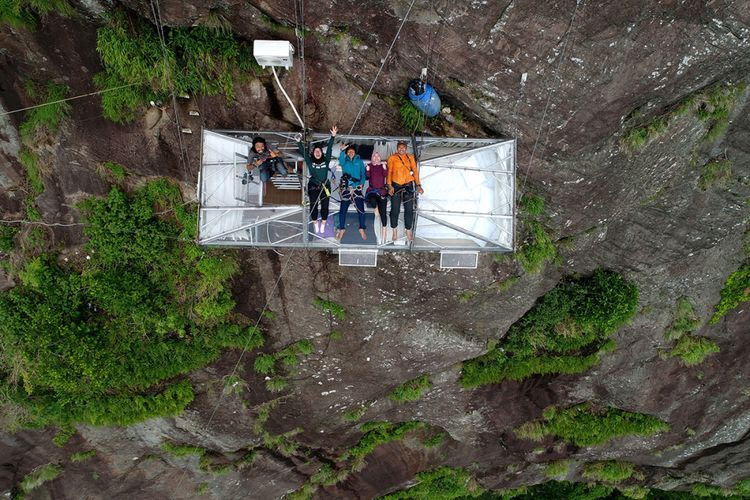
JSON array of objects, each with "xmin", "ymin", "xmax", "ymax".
[{"xmin": 1, "ymin": 0, "xmax": 749, "ymax": 498}]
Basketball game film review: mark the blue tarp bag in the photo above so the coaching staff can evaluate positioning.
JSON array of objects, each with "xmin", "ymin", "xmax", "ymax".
[{"xmin": 407, "ymin": 79, "xmax": 441, "ymax": 117}]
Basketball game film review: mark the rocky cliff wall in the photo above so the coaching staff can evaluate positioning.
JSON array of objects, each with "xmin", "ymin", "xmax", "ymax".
[{"xmin": 1, "ymin": 0, "xmax": 749, "ymax": 498}]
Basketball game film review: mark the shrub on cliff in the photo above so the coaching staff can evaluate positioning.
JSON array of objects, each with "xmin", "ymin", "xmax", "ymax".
[
  {"xmin": 460, "ymin": 270, "xmax": 638, "ymax": 387},
  {"xmin": 515, "ymin": 403, "xmax": 668, "ymax": 446},
  {"xmin": 0, "ymin": 180, "xmax": 262, "ymax": 429},
  {"xmin": 95, "ymin": 11, "xmax": 260, "ymax": 123}
]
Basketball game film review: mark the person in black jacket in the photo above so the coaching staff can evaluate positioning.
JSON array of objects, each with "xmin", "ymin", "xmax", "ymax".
[{"xmin": 298, "ymin": 126, "xmax": 337, "ymax": 234}]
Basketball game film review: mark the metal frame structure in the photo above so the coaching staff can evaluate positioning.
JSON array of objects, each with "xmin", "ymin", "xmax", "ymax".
[{"xmin": 198, "ymin": 130, "xmax": 515, "ymax": 260}]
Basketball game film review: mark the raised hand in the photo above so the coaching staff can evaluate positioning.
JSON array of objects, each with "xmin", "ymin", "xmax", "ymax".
[
  {"xmin": 330, "ymin": 125, "xmax": 338, "ymax": 137},
  {"xmin": 340, "ymin": 143, "xmax": 349, "ymax": 151}
]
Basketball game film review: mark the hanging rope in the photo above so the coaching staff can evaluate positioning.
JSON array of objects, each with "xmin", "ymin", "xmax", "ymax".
[
  {"xmin": 521, "ymin": 0, "xmax": 582, "ymax": 190},
  {"xmin": 346, "ymin": 0, "xmax": 418, "ymax": 136},
  {"xmin": 0, "ymin": 82, "xmax": 147, "ymax": 117},
  {"xmin": 149, "ymin": 0, "xmax": 193, "ymax": 183}
]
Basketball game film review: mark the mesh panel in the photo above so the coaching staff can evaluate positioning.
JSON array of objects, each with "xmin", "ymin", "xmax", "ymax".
[
  {"xmin": 440, "ymin": 251, "xmax": 479, "ymax": 269},
  {"xmin": 338, "ymin": 250, "xmax": 378, "ymax": 267}
]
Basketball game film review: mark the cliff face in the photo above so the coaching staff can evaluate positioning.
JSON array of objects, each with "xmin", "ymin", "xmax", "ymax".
[{"xmin": 1, "ymin": 0, "xmax": 750, "ymax": 498}]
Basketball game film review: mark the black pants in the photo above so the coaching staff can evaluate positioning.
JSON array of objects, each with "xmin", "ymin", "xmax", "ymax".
[
  {"xmin": 390, "ymin": 183, "xmax": 415, "ymax": 230},
  {"xmin": 374, "ymin": 196, "xmax": 388, "ymax": 225},
  {"xmin": 308, "ymin": 182, "xmax": 330, "ymax": 220}
]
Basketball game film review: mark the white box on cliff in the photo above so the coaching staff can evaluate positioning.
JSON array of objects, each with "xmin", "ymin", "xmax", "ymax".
[{"xmin": 253, "ymin": 40, "xmax": 295, "ymax": 69}]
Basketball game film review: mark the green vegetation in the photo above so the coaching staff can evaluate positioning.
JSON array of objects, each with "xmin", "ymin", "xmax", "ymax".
[
  {"xmin": 101, "ymin": 161, "xmax": 126, "ymax": 182},
  {"xmin": 514, "ymin": 403, "xmax": 668, "ymax": 446},
  {"xmin": 70, "ymin": 450, "xmax": 96, "ymax": 462},
  {"xmin": 344, "ymin": 421, "xmax": 426, "ymax": 461},
  {"xmin": 19, "ymin": 149, "xmax": 43, "ymax": 195},
  {"xmin": 711, "ymin": 262, "xmax": 750, "ymax": 323},
  {"xmin": 221, "ymin": 374, "xmax": 247, "ymax": 395},
  {"xmin": 0, "ymin": 225, "xmax": 19, "ymax": 252},
  {"xmin": 544, "ymin": 459, "xmax": 571, "ymax": 479},
  {"xmin": 423, "ymin": 432, "xmax": 445, "ymax": 448},
  {"xmin": 400, "ymin": 96, "xmax": 428, "ymax": 133},
  {"xmin": 381, "ymin": 467, "xmax": 483, "ymax": 499},
  {"xmin": 698, "ymin": 159, "xmax": 732, "ymax": 191},
  {"xmin": 314, "ymin": 296, "xmax": 346, "ymax": 320},
  {"xmin": 388, "ymin": 375, "xmax": 432, "ymax": 403},
  {"xmin": 197, "ymin": 482, "xmax": 209, "ymax": 495},
  {"xmin": 162, "ymin": 441, "xmax": 234, "ymax": 475},
  {"xmin": 663, "ymin": 297, "xmax": 718, "ymax": 367},
  {"xmin": 19, "ymin": 82, "xmax": 70, "ymax": 146},
  {"xmin": 95, "ymin": 11, "xmax": 260, "ymax": 123},
  {"xmin": 16, "ymin": 463, "xmax": 62, "ymax": 497},
  {"xmin": 343, "ymin": 404, "xmax": 368, "ymax": 422},
  {"xmin": 495, "ymin": 481, "xmax": 614, "ymax": 499},
  {"xmin": 517, "ymin": 194, "xmax": 556, "ymax": 274},
  {"xmin": 692, "ymin": 483, "xmax": 732, "ymax": 497},
  {"xmin": 0, "ymin": 0, "xmax": 72, "ymax": 29},
  {"xmin": 0, "ymin": 180, "xmax": 262, "ymax": 429},
  {"xmin": 735, "ymin": 478, "xmax": 750, "ymax": 496},
  {"xmin": 669, "ymin": 335, "xmax": 720, "ymax": 366},
  {"xmin": 253, "ymin": 340, "xmax": 315, "ymax": 392},
  {"xmin": 623, "ymin": 82, "xmax": 746, "ymax": 150},
  {"xmin": 665, "ymin": 297, "xmax": 700, "ymax": 340},
  {"xmin": 581, "ymin": 461, "xmax": 637, "ymax": 483},
  {"xmin": 460, "ymin": 270, "xmax": 638, "ymax": 387}
]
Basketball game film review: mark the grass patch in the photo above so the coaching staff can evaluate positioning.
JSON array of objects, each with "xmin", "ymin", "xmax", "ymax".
[
  {"xmin": 0, "ymin": 225, "xmax": 19, "ymax": 252},
  {"xmin": 381, "ymin": 467, "xmax": 483, "ymax": 499},
  {"xmin": 253, "ymin": 340, "xmax": 315, "ymax": 391},
  {"xmin": 664, "ymin": 297, "xmax": 700, "ymax": 340},
  {"xmin": 400, "ymin": 96, "xmax": 427, "ymax": 133},
  {"xmin": 500, "ymin": 481, "xmax": 614, "ymax": 499},
  {"xmin": 343, "ymin": 405, "xmax": 368, "ymax": 422},
  {"xmin": 710, "ymin": 262, "xmax": 750, "ymax": 323},
  {"xmin": 544, "ymin": 459, "xmax": 571, "ymax": 479},
  {"xmin": 70, "ymin": 450, "xmax": 96, "ymax": 462},
  {"xmin": 622, "ymin": 81, "xmax": 745, "ymax": 150},
  {"xmin": 698, "ymin": 159, "xmax": 732, "ymax": 191},
  {"xmin": 669, "ymin": 335, "xmax": 720, "ymax": 366},
  {"xmin": 344, "ymin": 421, "xmax": 426, "ymax": 460},
  {"xmin": 0, "ymin": 180, "xmax": 262, "ymax": 429},
  {"xmin": 692, "ymin": 483, "xmax": 732, "ymax": 497},
  {"xmin": 0, "ymin": 0, "xmax": 72, "ymax": 29},
  {"xmin": 17, "ymin": 463, "xmax": 62, "ymax": 496},
  {"xmin": 19, "ymin": 149, "xmax": 43, "ymax": 195},
  {"xmin": 102, "ymin": 161, "xmax": 126, "ymax": 182},
  {"xmin": 735, "ymin": 478, "xmax": 750, "ymax": 496},
  {"xmin": 95, "ymin": 11, "xmax": 261, "ymax": 123},
  {"xmin": 460, "ymin": 270, "xmax": 638, "ymax": 387},
  {"xmin": 19, "ymin": 82, "xmax": 70, "ymax": 146},
  {"xmin": 517, "ymin": 194, "xmax": 556, "ymax": 274},
  {"xmin": 581, "ymin": 461, "xmax": 637, "ymax": 483},
  {"xmin": 388, "ymin": 375, "xmax": 432, "ymax": 403},
  {"xmin": 514, "ymin": 403, "xmax": 669, "ymax": 446},
  {"xmin": 423, "ymin": 432, "xmax": 445, "ymax": 448},
  {"xmin": 314, "ymin": 296, "xmax": 345, "ymax": 320}
]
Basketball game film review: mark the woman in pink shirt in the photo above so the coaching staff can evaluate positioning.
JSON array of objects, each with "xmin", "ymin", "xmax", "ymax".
[{"xmin": 365, "ymin": 151, "xmax": 388, "ymax": 242}]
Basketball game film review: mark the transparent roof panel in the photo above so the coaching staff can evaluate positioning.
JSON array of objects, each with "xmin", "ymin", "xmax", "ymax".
[{"xmin": 198, "ymin": 130, "xmax": 515, "ymax": 253}]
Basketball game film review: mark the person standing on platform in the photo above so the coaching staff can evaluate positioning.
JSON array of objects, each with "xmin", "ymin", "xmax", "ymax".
[
  {"xmin": 336, "ymin": 144, "xmax": 367, "ymax": 241},
  {"xmin": 365, "ymin": 151, "xmax": 389, "ymax": 243},
  {"xmin": 386, "ymin": 141, "xmax": 423, "ymax": 242},
  {"xmin": 298, "ymin": 126, "xmax": 337, "ymax": 234}
]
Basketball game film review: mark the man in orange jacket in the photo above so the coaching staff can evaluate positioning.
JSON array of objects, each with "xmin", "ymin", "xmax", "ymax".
[{"xmin": 386, "ymin": 141, "xmax": 424, "ymax": 242}]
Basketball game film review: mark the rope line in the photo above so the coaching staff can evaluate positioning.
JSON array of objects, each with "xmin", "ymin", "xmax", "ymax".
[
  {"xmin": 346, "ymin": 0, "xmax": 418, "ymax": 136},
  {"xmin": 0, "ymin": 82, "xmax": 146, "ymax": 117},
  {"xmin": 521, "ymin": 0, "xmax": 582, "ymax": 190},
  {"xmin": 149, "ymin": 0, "xmax": 193, "ymax": 183},
  {"xmin": 173, "ymin": 247, "xmax": 298, "ymax": 490}
]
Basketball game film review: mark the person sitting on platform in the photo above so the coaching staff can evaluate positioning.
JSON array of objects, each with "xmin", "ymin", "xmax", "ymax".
[
  {"xmin": 386, "ymin": 141, "xmax": 423, "ymax": 242},
  {"xmin": 298, "ymin": 126, "xmax": 337, "ymax": 234},
  {"xmin": 365, "ymin": 151, "xmax": 388, "ymax": 243},
  {"xmin": 336, "ymin": 144, "xmax": 367, "ymax": 241},
  {"xmin": 246, "ymin": 137, "xmax": 289, "ymax": 194}
]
